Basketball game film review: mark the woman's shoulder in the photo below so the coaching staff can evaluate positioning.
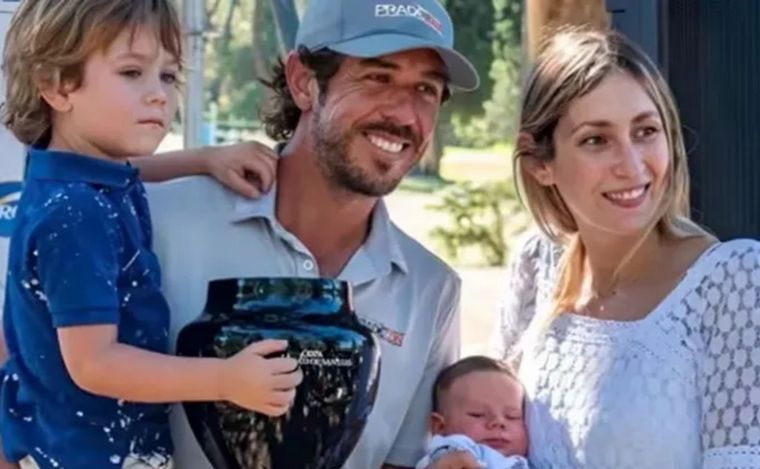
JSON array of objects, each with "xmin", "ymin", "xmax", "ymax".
[
  {"xmin": 672, "ymin": 237, "xmax": 760, "ymax": 314},
  {"xmin": 692, "ymin": 238, "xmax": 760, "ymax": 276},
  {"xmin": 511, "ymin": 229, "xmax": 562, "ymax": 272}
]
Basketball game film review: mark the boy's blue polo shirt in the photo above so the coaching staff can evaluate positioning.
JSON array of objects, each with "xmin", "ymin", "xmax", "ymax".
[{"xmin": 1, "ymin": 148, "xmax": 172, "ymax": 468}]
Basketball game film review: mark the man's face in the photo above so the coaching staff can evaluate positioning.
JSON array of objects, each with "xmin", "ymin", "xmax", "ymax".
[{"xmin": 310, "ymin": 48, "xmax": 447, "ymax": 197}]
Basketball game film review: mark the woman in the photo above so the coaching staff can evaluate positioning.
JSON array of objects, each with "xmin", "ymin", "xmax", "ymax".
[{"xmin": 430, "ymin": 27, "xmax": 760, "ymax": 468}]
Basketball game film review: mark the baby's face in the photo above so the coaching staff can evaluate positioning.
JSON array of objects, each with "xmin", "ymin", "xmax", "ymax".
[{"xmin": 434, "ymin": 371, "xmax": 528, "ymax": 457}]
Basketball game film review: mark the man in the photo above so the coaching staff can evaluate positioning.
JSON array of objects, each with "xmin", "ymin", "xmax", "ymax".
[{"xmin": 147, "ymin": 0, "xmax": 479, "ymax": 467}]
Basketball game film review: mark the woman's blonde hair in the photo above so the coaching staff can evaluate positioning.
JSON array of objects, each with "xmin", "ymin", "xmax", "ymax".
[
  {"xmin": 2, "ymin": 0, "xmax": 184, "ymax": 145},
  {"xmin": 514, "ymin": 27, "xmax": 707, "ymax": 322}
]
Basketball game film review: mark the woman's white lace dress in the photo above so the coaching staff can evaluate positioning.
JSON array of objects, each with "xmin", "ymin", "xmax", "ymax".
[{"xmin": 496, "ymin": 234, "xmax": 760, "ymax": 469}]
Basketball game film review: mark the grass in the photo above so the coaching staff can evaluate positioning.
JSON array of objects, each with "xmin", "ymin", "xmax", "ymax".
[
  {"xmin": 439, "ymin": 144, "xmax": 514, "ymax": 183},
  {"xmin": 395, "ymin": 144, "xmax": 524, "ymax": 263},
  {"xmin": 386, "ymin": 145, "xmax": 530, "ymax": 355}
]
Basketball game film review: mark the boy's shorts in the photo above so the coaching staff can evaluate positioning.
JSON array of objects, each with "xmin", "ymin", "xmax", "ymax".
[{"xmin": 21, "ymin": 455, "xmax": 174, "ymax": 469}]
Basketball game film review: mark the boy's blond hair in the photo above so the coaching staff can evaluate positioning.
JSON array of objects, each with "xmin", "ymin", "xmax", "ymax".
[{"xmin": 2, "ymin": 0, "xmax": 183, "ymax": 145}]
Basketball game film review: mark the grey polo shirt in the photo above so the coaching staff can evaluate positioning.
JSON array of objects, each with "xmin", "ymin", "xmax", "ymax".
[{"xmin": 146, "ymin": 176, "xmax": 461, "ymax": 468}]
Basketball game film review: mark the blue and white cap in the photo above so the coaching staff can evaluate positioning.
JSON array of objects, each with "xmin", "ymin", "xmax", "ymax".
[{"xmin": 295, "ymin": 0, "xmax": 480, "ymax": 91}]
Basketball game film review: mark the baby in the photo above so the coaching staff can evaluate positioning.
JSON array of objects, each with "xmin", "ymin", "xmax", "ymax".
[{"xmin": 417, "ymin": 355, "xmax": 530, "ymax": 469}]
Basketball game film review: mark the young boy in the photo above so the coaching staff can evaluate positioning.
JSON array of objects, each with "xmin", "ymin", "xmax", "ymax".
[
  {"xmin": 0, "ymin": 1, "xmax": 299, "ymax": 468},
  {"xmin": 417, "ymin": 356, "xmax": 530, "ymax": 469}
]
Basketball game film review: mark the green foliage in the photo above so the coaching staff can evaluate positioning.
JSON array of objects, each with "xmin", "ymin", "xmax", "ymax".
[
  {"xmin": 204, "ymin": 0, "xmax": 281, "ymax": 123},
  {"xmin": 445, "ymin": 0, "xmax": 524, "ymax": 148},
  {"xmin": 440, "ymin": 0, "xmax": 496, "ymax": 118},
  {"xmin": 202, "ymin": 0, "xmax": 525, "ymax": 153},
  {"xmin": 428, "ymin": 180, "xmax": 527, "ymax": 266}
]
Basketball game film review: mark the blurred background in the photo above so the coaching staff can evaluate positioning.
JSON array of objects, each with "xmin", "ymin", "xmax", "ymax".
[{"xmin": 156, "ymin": 0, "xmax": 760, "ymax": 356}]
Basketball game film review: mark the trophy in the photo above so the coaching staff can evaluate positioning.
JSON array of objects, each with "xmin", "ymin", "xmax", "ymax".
[{"xmin": 177, "ymin": 278, "xmax": 381, "ymax": 469}]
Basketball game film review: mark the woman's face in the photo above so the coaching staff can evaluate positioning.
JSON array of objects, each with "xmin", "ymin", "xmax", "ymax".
[{"xmin": 532, "ymin": 70, "xmax": 670, "ymax": 239}]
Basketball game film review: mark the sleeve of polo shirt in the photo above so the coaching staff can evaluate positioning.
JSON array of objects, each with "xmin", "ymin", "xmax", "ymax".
[
  {"xmin": 32, "ymin": 190, "xmax": 121, "ymax": 327},
  {"xmin": 384, "ymin": 276, "xmax": 462, "ymax": 467}
]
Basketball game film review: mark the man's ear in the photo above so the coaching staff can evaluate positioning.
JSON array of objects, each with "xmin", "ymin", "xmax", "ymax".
[
  {"xmin": 430, "ymin": 412, "xmax": 446, "ymax": 435},
  {"xmin": 38, "ymin": 76, "xmax": 74, "ymax": 113},
  {"xmin": 285, "ymin": 51, "xmax": 319, "ymax": 112}
]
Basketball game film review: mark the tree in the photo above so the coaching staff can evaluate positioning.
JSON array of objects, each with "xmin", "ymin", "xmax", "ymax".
[
  {"xmin": 481, "ymin": 0, "xmax": 523, "ymax": 146},
  {"xmin": 205, "ymin": 0, "xmax": 283, "ymax": 123},
  {"xmin": 417, "ymin": 0, "xmax": 497, "ymax": 176}
]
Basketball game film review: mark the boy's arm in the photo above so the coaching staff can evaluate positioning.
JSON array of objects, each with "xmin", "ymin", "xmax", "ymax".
[
  {"xmin": 0, "ymin": 335, "xmax": 19, "ymax": 468},
  {"xmin": 0, "ymin": 453, "xmax": 18, "ymax": 468},
  {"xmin": 57, "ymin": 325, "xmax": 301, "ymax": 414},
  {"xmin": 130, "ymin": 141, "xmax": 276, "ymax": 197}
]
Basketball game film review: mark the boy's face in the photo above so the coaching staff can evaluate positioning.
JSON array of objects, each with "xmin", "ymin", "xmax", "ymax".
[
  {"xmin": 52, "ymin": 25, "xmax": 180, "ymax": 159},
  {"xmin": 431, "ymin": 371, "xmax": 529, "ymax": 457}
]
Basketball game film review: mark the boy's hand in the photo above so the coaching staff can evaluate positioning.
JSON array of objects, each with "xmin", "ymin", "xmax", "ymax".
[
  {"xmin": 219, "ymin": 339, "xmax": 303, "ymax": 416},
  {"xmin": 205, "ymin": 141, "xmax": 277, "ymax": 198}
]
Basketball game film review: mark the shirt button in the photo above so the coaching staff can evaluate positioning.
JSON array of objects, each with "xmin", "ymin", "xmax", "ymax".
[{"xmin": 303, "ymin": 260, "xmax": 315, "ymax": 271}]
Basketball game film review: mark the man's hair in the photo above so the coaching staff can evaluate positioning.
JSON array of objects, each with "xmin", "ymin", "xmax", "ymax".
[
  {"xmin": 432, "ymin": 355, "xmax": 519, "ymax": 412},
  {"xmin": 259, "ymin": 46, "xmax": 345, "ymax": 143},
  {"xmin": 2, "ymin": 0, "xmax": 183, "ymax": 145}
]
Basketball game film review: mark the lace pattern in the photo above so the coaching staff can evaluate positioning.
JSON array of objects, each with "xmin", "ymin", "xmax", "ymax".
[{"xmin": 498, "ymin": 237, "xmax": 760, "ymax": 468}]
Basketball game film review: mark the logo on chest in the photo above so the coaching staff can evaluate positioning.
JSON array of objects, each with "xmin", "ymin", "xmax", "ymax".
[{"xmin": 358, "ymin": 317, "xmax": 405, "ymax": 347}]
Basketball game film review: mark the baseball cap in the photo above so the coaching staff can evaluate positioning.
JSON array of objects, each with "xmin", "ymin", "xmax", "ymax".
[{"xmin": 295, "ymin": 0, "xmax": 480, "ymax": 91}]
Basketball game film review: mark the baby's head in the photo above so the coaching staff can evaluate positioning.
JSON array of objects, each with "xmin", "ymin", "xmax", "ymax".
[
  {"xmin": 2, "ymin": 0, "xmax": 183, "ymax": 154},
  {"xmin": 431, "ymin": 355, "xmax": 528, "ymax": 457}
]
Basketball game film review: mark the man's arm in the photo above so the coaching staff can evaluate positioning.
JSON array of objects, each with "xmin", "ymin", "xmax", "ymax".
[{"xmin": 383, "ymin": 279, "xmax": 462, "ymax": 468}]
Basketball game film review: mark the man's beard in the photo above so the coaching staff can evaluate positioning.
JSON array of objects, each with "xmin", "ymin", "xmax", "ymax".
[{"xmin": 310, "ymin": 109, "xmax": 420, "ymax": 197}]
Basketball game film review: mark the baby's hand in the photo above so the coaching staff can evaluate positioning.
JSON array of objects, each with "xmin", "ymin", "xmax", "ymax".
[
  {"xmin": 425, "ymin": 451, "xmax": 485, "ymax": 469},
  {"xmin": 219, "ymin": 339, "xmax": 302, "ymax": 416},
  {"xmin": 205, "ymin": 141, "xmax": 277, "ymax": 198}
]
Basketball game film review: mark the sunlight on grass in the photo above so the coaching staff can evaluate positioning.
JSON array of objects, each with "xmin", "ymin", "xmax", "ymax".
[{"xmin": 440, "ymin": 145, "xmax": 514, "ymax": 183}]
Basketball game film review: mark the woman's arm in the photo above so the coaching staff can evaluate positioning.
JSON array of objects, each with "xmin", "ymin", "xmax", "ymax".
[{"xmin": 699, "ymin": 241, "xmax": 760, "ymax": 468}]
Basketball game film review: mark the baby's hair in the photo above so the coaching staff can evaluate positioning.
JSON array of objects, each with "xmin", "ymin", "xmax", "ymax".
[{"xmin": 433, "ymin": 355, "xmax": 518, "ymax": 412}]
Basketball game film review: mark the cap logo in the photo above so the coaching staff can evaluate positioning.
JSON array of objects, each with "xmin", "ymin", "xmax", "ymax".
[{"xmin": 374, "ymin": 3, "xmax": 444, "ymax": 36}]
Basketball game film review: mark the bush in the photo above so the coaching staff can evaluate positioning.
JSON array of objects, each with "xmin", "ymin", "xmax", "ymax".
[{"xmin": 428, "ymin": 180, "xmax": 528, "ymax": 266}]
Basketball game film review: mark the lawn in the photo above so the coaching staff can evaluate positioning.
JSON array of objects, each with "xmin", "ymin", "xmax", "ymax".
[{"xmin": 387, "ymin": 145, "xmax": 527, "ymax": 356}]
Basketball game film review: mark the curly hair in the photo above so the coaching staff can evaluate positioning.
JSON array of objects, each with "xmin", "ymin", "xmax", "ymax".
[
  {"xmin": 2, "ymin": 0, "xmax": 183, "ymax": 146},
  {"xmin": 259, "ymin": 46, "xmax": 345, "ymax": 143}
]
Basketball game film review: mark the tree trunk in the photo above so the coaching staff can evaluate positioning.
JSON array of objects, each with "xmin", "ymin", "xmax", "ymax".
[
  {"xmin": 251, "ymin": 0, "xmax": 270, "ymax": 80},
  {"xmin": 417, "ymin": 125, "xmax": 443, "ymax": 176},
  {"xmin": 208, "ymin": 0, "xmax": 239, "ymax": 104},
  {"xmin": 267, "ymin": 0, "xmax": 299, "ymax": 55},
  {"xmin": 526, "ymin": 0, "xmax": 610, "ymax": 59}
]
